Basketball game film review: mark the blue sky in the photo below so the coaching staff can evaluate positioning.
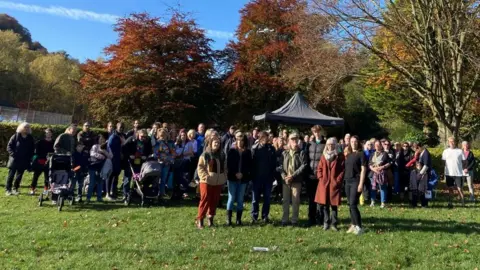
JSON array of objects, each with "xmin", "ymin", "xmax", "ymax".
[{"xmin": 0, "ymin": 0, "xmax": 248, "ymax": 61}]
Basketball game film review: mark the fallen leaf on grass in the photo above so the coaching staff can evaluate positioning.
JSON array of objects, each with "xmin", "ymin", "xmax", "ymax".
[
  {"xmin": 193, "ymin": 256, "xmax": 199, "ymax": 260},
  {"xmin": 314, "ymin": 261, "xmax": 318, "ymax": 265},
  {"xmin": 327, "ymin": 264, "xmax": 332, "ymax": 269},
  {"xmin": 464, "ymin": 239, "xmax": 468, "ymax": 244},
  {"xmin": 63, "ymin": 220, "xmax": 68, "ymax": 227},
  {"xmin": 296, "ymin": 238, "xmax": 304, "ymax": 243},
  {"xmin": 463, "ymin": 249, "xmax": 469, "ymax": 253},
  {"xmin": 112, "ymin": 223, "xmax": 118, "ymax": 228},
  {"xmin": 433, "ymin": 243, "xmax": 439, "ymax": 247}
]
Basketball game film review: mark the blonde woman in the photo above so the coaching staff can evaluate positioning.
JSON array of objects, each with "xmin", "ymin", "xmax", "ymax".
[{"xmin": 6, "ymin": 122, "xmax": 35, "ymax": 196}]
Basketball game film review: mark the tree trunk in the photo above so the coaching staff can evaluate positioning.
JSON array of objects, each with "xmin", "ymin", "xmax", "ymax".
[{"xmin": 435, "ymin": 118, "xmax": 460, "ymax": 147}]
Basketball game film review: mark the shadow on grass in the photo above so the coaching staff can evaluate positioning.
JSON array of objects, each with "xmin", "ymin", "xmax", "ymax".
[{"xmin": 360, "ymin": 216, "xmax": 480, "ymax": 234}]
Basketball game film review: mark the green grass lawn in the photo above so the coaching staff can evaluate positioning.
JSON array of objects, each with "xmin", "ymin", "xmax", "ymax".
[{"xmin": 0, "ymin": 168, "xmax": 479, "ymax": 270}]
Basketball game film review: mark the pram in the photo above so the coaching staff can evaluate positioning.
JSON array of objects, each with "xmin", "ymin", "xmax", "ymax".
[
  {"xmin": 125, "ymin": 160, "xmax": 162, "ymax": 207},
  {"xmin": 38, "ymin": 154, "xmax": 75, "ymax": 211}
]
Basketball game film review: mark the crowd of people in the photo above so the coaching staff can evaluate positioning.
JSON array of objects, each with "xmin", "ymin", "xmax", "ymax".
[{"xmin": 5, "ymin": 121, "xmax": 477, "ymax": 235}]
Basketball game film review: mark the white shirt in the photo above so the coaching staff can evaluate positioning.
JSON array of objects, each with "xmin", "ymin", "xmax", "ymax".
[{"xmin": 442, "ymin": 148, "xmax": 465, "ymax": 177}]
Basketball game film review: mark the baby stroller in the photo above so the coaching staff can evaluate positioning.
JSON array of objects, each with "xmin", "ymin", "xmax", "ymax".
[
  {"xmin": 38, "ymin": 154, "xmax": 75, "ymax": 211},
  {"xmin": 125, "ymin": 159, "xmax": 162, "ymax": 207}
]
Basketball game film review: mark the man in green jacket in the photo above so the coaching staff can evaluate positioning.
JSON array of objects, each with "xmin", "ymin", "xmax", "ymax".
[{"xmin": 279, "ymin": 133, "xmax": 307, "ymax": 226}]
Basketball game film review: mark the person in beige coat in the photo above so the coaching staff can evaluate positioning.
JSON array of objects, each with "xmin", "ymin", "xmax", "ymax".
[{"xmin": 196, "ymin": 136, "xmax": 227, "ymax": 229}]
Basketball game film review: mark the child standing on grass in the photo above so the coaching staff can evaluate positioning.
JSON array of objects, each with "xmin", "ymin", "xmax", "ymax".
[{"xmin": 409, "ymin": 162, "xmax": 428, "ymax": 207}]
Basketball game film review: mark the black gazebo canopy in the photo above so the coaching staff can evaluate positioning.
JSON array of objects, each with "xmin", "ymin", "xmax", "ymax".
[{"xmin": 253, "ymin": 92, "xmax": 344, "ymax": 126}]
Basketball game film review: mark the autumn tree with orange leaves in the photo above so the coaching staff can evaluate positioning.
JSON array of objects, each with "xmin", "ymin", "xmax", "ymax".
[
  {"xmin": 223, "ymin": 0, "xmax": 306, "ymax": 124},
  {"xmin": 81, "ymin": 12, "xmax": 221, "ymax": 126}
]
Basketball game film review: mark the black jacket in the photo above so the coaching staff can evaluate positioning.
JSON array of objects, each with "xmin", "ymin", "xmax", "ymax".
[
  {"xmin": 394, "ymin": 150, "xmax": 405, "ymax": 171},
  {"xmin": 227, "ymin": 148, "xmax": 252, "ymax": 183},
  {"xmin": 77, "ymin": 130, "xmax": 96, "ymax": 151},
  {"xmin": 35, "ymin": 139, "xmax": 54, "ymax": 159},
  {"xmin": 307, "ymin": 142, "xmax": 325, "ymax": 176},
  {"xmin": 251, "ymin": 143, "xmax": 276, "ymax": 181},
  {"xmin": 464, "ymin": 151, "xmax": 476, "ymax": 171},
  {"xmin": 7, "ymin": 133, "xmax": 35, "ymax": 170},
  {"xmin": 221, "ymin": 133, "xmax": 235, "ymax": 156},
  {"xmin": 123, "ymin": 136, "xmax": 153, "ymax": 159}
]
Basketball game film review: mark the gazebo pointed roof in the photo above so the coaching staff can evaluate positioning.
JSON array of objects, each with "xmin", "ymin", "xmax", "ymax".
[{"xmin": 253, "ymin": 92, "xmax": 344, "ymax": 126}]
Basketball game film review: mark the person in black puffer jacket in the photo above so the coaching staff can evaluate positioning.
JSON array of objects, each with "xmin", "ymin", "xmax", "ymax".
[
  {"xmin": 306, "ymin": 125, "xmax": 326, "ymax": 226},
  {"xmin": 29, "ymin": 128, "xmax": 54, "ymax": 195},
  {"xmin": 6, "ymin": 122, "xmax": 35, "ymax": 196},
  {"xmin": 251, "ymin": 131, "xmax": 277, "ymax": 223}
]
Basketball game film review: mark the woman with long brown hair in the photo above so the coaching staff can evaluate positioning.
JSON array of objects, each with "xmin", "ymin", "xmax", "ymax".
[
  {"xmin": 343, "ymin": 135, "xmax": 367, "ymax": 235},
  {"xmin": 196, "ymin": 136, "xmax": 227, "ymax": 229},
  {"xmin": 226, "ymin": 131, "xmax": 252, "ymax": 226}
]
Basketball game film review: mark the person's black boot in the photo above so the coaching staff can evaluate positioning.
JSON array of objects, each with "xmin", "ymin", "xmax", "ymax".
[
  {"xmin": 236, "ymin": 211, "xmax": 243, "ymax": 226},
  {"xmin": 226, "ymin": 210, "xmax": 233, "ymax": 226},
  {"xmin": 207, "ymin": 216, "xmax": 215, "ymax": 227}
]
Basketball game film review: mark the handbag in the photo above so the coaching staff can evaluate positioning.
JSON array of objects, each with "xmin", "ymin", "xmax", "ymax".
[{"xmin": 425, "ymin": 190, "xmax": 432, "ymax": 199}]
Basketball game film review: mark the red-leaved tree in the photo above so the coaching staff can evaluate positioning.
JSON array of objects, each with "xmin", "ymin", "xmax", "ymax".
[
  {"xmin": 81, "ymin": 12, "xmax": 219, "ymax": 126},
  {"xmin": 223, "ymin": 0, "xmax": 306, "ymax": 124}
]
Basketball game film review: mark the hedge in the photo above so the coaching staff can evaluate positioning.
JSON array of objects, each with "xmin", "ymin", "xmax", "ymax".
[
  {"xmin": 0, "ymin": 123, "xmax": 104, "ymax": 166},
  {"xmin": 1, "ymin": 122, "xmax": 479, "ymax": 178}
]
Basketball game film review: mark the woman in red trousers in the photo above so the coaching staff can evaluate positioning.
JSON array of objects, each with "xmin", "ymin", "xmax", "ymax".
[
  {"xmin": 315, "ymin": 137, "xmax": 345, "ymax": 231},
  {"xmin": 196, "ymin": 136, "xmax": 227, "ymax": 229}
]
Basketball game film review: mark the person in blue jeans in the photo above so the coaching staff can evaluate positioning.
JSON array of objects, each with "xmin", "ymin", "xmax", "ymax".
[
  {"xmin": 87, "ymin": 133, "xmax": 112, "ymax": 203},
  {"xmin": 369, "ymin": 140, "xmax": 390, "ymax": 208},
  {"xmin": 250, "ymin": 131, "xmax": 277, "ymax": 223},
  {"xmin": 152, "ymin": 128, "xmax": 174, "ymax": 197},
  {"xmin": 226, "ymin": 132, "xmax": 252, "ymax": 226}
]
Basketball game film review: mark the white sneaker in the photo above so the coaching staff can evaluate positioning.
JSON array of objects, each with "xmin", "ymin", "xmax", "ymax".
[
  {"xmin": 105, "ymin": 195, "xmax": 114, "ymax": 201},
  {"xmin": 29, "ymin": 189, "xmax": 35, "ymax": 195},
  {"xmin": 5, "ymin": 191, "xmax": 12, "ymax": 196},
  {"xmin": 12, "ymin": 189, "xmax": 19, "ymax": 195},
  {"xmin": 346, "ymin": 225, "xmax": 355, "ymax": 234},
  {"xmin": 52, "ymin": 200, "xmax": 57, "ymax": 205},
  {"xmin": 370, "ymin": 201, "xmax": 375, "ymax": 207},
  {"xmin": 380, "ymin": 203, "xmax": 385, "ymax": 209},
  {"xmin": 353, "ymin": 226, "xmax": 364, "ymax": 236}
]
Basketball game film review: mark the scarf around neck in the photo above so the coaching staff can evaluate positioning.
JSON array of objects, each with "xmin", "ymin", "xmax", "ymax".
[{"xmin": 324, "ymin": 149, "xmax": 337, "ymax": 162}]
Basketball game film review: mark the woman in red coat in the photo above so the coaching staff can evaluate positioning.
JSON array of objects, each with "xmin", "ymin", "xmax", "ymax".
[{"xmin": 315, "ymin": 137, "xmax": 345, "ymax": 231}]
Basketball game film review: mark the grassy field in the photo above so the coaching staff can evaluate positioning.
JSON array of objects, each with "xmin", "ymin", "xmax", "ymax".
[{"xmin": 0, "ymin": 168, "xmax": 479, "ymax": 270}]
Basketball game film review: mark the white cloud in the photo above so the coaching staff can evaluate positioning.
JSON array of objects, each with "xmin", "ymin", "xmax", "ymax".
[
  {"xmin": 0, "ymin": 1, "xmax": 234, "ymax": 39},
  {"xmin": 0, "ymin": 1, "xmax": 119, "ymax": 23}
]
